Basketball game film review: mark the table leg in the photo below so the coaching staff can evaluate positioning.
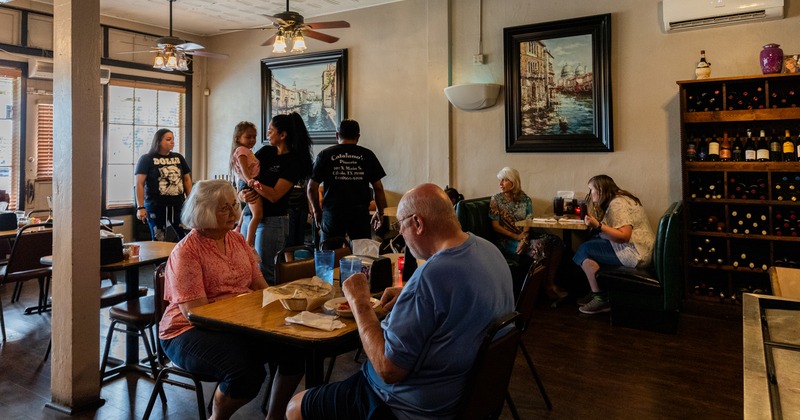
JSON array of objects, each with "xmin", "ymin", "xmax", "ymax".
[
  {"xmin": 304, "ymin": 351, "xmax": 325, "ymax": 388},
  {"xmin": 124, "ymin": 268, "xmax": 140, "ymax": 365},
  {"xmin": 562, "ymin": 231, "xmax": 573, "ymax": 251}
]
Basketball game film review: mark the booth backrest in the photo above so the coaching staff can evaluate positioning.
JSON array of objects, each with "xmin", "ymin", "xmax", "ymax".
[
  {"xmin": 454, "ymin": 197, "xmax": 495, "ymax": 242},
  {"xmin": 655, "ymin": 201, "xmax": 684, "ymax": 310}
]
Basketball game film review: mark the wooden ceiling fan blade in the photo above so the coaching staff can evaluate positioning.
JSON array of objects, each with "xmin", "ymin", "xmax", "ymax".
[
  {"xmin": 261, "ymin": 33, "xmax": 278, "ymax": 47},
  {"xmin": 306, "ymin": 21, "xmax": 350, "ymax": 29},
  {"xmin": 116, "ymin": 49, "xmax": 159, "ymax": 54},
  {"xmin": 263, "ymin": 14, "xmax": 287, "ymax": 26},
  {"xmin": 302, "ymin": 30, "xmax": 339, "ymax": 44},
  {"xmin": 186, "ymin": 50, "xmax": 228, "ymax": 59}
]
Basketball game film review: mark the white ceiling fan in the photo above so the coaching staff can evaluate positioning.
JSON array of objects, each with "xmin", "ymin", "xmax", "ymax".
[{"xmin": 118, "ymin": 0, "xmax": 227, "ymax": 71}]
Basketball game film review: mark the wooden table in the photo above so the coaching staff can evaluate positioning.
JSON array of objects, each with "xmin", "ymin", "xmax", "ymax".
[
  {"xmin": 515, "ymin": 216, "xmax": 588, "ymax": 249},
  {"xmin": 743, "ymin": 294, "xmax": 800, "ymax": 419},
  {"xmin": 42, "ymin": 240, "xmax": 175, "ymax": 371},
  {"xmin": 188, "ymin": 290, "xmax": 366, "ymax": 387}
]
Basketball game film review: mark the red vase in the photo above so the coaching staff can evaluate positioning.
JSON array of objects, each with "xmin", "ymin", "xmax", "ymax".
[{"xmin": 760, "ymin": 43, "xmax": 783, "ymax": 74}]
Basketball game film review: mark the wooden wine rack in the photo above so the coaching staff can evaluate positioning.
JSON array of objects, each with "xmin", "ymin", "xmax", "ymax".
[{"xmin": 677, "ymin": 73, "xmax": 800, "ymax": 313}]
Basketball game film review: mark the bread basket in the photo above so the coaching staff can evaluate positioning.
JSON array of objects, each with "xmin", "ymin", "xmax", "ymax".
[{"xmin": 265, "ymin": 277, "xmax": 334, "ymax": 311}]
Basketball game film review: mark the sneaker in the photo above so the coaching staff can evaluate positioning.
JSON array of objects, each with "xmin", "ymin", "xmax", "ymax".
[
  {"xmin": 576, "ymin": 292, "xmax": 595, "ymax": 306},
  {"xmin": 579, "ymin": 295, "xmax": 611, "ymax": 314}
]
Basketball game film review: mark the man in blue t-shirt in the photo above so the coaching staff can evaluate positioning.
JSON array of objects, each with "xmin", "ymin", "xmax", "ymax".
[
  {"xmin": 307, "ymin": 119, "xmax": 387, "ymax": 241},
  {"xmin": 287, "ymin": 184, "xmax": 515, "ymax": 420}
]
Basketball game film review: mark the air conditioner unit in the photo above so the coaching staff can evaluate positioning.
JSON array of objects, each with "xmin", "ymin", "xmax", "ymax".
[
  {"xmin": 28, "ymin": 58, "xmax": 112, "ymax": 84},
  {"xmin": 663, "ymin": 0, "xmax": 784, "ymax": 32}
]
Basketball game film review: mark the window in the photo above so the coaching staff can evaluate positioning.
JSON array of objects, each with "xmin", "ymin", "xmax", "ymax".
[
  {"xmin": 105, "ymin": 79, "xmax": 184, "ymax": 209},
  {"xmin": 0, "ymin": 66, "xmax": 21, "ymax": 210}
]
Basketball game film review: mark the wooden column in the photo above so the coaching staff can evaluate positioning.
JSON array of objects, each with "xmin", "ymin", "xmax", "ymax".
[{"xmin": 47, "ymin": 0, "xmax": 103, "ymax": 413}]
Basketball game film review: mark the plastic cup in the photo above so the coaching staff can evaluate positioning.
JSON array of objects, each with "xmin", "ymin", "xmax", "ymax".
[
  {"xmin": 339, "ymin": 255, "xmax": 363, "ymax": 284},
  {"xmin": 314, "ymin": 250, "xmax": 335, "ymax": 285},
  {"xmin": 294, "ymin": 249, "xmax": 312, "ymax": 260}
]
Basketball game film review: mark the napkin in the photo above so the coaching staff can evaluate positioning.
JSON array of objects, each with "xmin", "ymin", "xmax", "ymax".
[
  {"xmin": 532, "ymin": 218, "xmax": 558, "ymax": 224},
  {"xmin": 559, "ymin": 218, "xmax": 585, "ymax": 225},
  {"xmin": 352, "ymin": 239, "xmax": 381, "ymax": 258},
  {"xmin": 285, "ymin": 311, "xmax": 346, "ymax": 331}
]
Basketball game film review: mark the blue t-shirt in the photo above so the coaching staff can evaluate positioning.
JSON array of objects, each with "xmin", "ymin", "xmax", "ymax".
[{"xmin": 363, "ymin": 233, "xmax": 514, "ymax": 419}]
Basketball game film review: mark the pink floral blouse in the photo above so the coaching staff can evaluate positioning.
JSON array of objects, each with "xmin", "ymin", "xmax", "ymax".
[{"xmin": 159, "ymin": 229, "xmax": 264, "ymax": 340}]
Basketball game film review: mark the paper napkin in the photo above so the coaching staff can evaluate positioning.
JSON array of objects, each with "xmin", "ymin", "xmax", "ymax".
[{"xmin": 285, "ymin": 311, "xmax": 346, "ymax": 331}]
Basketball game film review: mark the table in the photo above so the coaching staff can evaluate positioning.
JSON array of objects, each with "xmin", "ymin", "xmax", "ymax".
[
  {"xmin": 743, "ymin": 294, "xmax": 800, "ymax": 419},
  {"xmin": 188, "ymin": 290, "xmax": 365, "ymax": 387},
  {"xmin": 42, "ymin": 240, "xmax": 175, "ymax": 373},
  {"xmin": 515, "ymin": 216, "xmax": 588, "ymax": 250},
  {"xmin": 0, "ymin": 218, "xmax": 123, "ymax": 240}
]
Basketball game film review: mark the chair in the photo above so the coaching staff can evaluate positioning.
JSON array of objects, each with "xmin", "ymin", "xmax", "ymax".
[
  {"xmin": 595, "ymin": 201, "xmax": 684, "ymax": 333},
  {"xmin": 143, "ymin": 262, "xmax": 216, "ymax": 420},
  {"xmin": 0, "ymin": 223, "xmax": 53, "ymax": 341},
  {"xmin": 98, "ymin": 289, "xmax": 157, "ymax": 383},
  {"xmin": 275, "ymin": 244, "xmax": 314, "ymax": 264},
  {"xmin": 319, "ymin": 236, "xmax": 352, "ymax": 268},
  {"xmin": 456, "ymin": 311, "xmax": 522, "ymax": 420},
  {"xmin": 513, "ymin": 261, "xmax": 553, "ymax": 410},
  {"xmin": 274, "ymin": 255, "xmax": 317, "ymax": 285},
  {"xmin": 455, "ymin": 197, "xmax": 518, "ymax": 273}
]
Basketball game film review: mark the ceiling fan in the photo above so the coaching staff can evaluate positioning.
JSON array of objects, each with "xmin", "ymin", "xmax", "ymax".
[
  {"xmin": 118, "ymin": 0, "xmax": 227, "ymax": 71},
  {"xmin": 224, "ymin": 0, "xmax": 350, "ymax": 53}
]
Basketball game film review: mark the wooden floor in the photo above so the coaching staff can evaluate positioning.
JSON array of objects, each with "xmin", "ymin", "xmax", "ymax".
[{"xmin": 0, "ymin": 270, "xmax": 743, "ymax": 419}]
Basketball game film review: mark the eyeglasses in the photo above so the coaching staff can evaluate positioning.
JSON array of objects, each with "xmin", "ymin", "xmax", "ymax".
[
  {"xmin": 391, "ymin": 214, "xmax": 415, "ymax": 231},
  {"xmin": 216, "ymin": 202, "xmax": 239, "ymax": 214}
]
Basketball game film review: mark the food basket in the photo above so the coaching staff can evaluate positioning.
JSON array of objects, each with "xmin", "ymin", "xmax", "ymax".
[{"xmin": 264, "ymin": 277, "xmax": 334, "ymax": 311}]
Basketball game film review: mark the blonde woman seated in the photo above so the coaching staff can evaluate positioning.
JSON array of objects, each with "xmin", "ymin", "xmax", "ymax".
[
  {"xmin": 489, "ymin": 167, "xmax": 566, "ymax": 300},
  {"xmin": 159, "ymin": 180, "xmax": 303, "ymax": 420}
]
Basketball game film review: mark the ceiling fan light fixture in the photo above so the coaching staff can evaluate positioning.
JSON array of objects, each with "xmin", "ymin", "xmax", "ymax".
[
  {"xmin": 153, "ymin": 52, "xmax": 166, "ymax": 68},
  {"xmin": 166, "ymin": 53, "xmax": 178, "ymax": 69},
  {"xmin": 291, "ymin": 34, "xmax": 307, "ymax": 52},
  {"xmin": 177, "ymin": 51, "xmax": 189, "ymax": 72},
  {"xmin": 273, "ymin": 35, "xmax": 288, "ymax": 53}
]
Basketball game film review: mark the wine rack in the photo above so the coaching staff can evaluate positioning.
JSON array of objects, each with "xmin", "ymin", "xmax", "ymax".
[{"xmin": 678, "ymin": 74, "xmax": 800, "ymax": 311}]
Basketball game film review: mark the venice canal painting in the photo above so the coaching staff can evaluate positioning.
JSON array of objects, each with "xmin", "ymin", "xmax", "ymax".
[
  {"xmin": 270, "ymin": 62, "xmax": 339, "ymax": 133},
  {"xmin": 520, "ymin": 34, "xmax": 594, "ymax": 136}
]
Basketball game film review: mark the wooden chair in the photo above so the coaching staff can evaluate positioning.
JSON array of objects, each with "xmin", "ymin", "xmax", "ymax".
[
  {"xmin": 456, "ymin": 311, "xmax": 522, "ymax": 420},
  {"xmin": 143, "ymin": 262, "xmax": 216, "ymax": 420},
  {"xmin": 0, "ymin": 223, "xmax": 52, "ymax": 341},
  {"xmin": 514, "ymin": 260, "xmax": 553, "ymax": 410},
  {"xmin": 319, "ymin": 236, "xmax": 352, "ymax": 268}
]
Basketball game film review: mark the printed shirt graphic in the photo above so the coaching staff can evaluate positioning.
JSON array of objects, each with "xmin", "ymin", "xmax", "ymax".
[
  {"xmin": 135, "ymin": 152, "xmax": 191, "ymax": 206},
  {"xmin": 311, "ymin": 143, "xmax": 386, "ymax": 210}
]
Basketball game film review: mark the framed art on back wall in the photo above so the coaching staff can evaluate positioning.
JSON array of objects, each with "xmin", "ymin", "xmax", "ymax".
[
  {"xmin": 504, "ymin": 14, "xmax": 613, "ymax": 153},
  {"xmin": 261, "ymin": 49, "xmax": 347, "ymax": 144}
]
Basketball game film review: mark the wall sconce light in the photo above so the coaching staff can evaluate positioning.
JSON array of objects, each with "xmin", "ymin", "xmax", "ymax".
[{"xmin": 444, "ymin": 83, "xmax": 502, "ymax": 111}]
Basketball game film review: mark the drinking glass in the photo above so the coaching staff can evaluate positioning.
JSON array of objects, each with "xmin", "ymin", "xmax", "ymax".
[
  {"xmin": 314, "ymin": 250, "xmax": 335, "ymax": 285},
  {"xmin": 339, "ymin": 255, "xmax": 363, "ymax": 284},
  {"xmin": 553, "ymin": 197, "xmax": 565, "ymax": 216}
]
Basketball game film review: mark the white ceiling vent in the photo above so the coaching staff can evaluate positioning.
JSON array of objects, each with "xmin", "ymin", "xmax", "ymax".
[{"xmin": 663, "ymin": 0, "xmax": 784, "ymax": 32}]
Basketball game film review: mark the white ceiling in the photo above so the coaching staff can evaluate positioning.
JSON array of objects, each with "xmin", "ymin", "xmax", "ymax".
[{"xmin": 24, "ymin": 0, "xmax": 403, "ymax": 36}]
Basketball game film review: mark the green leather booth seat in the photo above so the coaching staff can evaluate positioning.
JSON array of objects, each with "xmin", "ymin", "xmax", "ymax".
[
  {"xmin": 596, "ymin": 201, "xmax": 684, "ymax": 333},
  {"xmin": 455, "ymin": 197, "xmax": 495, "ymax": 243}
]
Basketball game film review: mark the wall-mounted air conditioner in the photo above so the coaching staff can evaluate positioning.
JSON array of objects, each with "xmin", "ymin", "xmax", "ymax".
[
  {"xmin": 28, "ymin": 58, "xmax": 112, "ymax": 84},
  {"xmin": 663, "ymin": 0, "xmax": 784, "ymax": 32}
]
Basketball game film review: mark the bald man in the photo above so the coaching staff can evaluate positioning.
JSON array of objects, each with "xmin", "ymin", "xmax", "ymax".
[{"xmin": 287, "ymin": 183, "xmax": 514, "ymax": 420}]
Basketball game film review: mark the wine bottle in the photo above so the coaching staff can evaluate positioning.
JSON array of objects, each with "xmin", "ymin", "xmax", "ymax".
[
  {"xmin": 697, "ymin": 136, "xmax": 708, "ymax": 161},
  {"xmin": 719, "ymin": 134, "xmax": 732, "ymax": 161},
  {"xmin": 769, "ymin": 129, "xmax": 782, "ymax": 161},
  {"xmin": 744, "ymin": 129, "xmax": 757, "ymax": 162},
  {"xmin": 686, "ymin": 136, "xmax": 697, "ymax": 161},
  {"xmin": 795, "ymin": 129, "xmax": 800, "ymax": 161},
  {"xmin": 707, "ymin": 134, "xmax": 720, "ymax": 161},
  {"xmin": 783, "ymin": 129, "xmax": 796, "ymax": 161},
  {"xmin": 731, "ymin": 133, "xmax": 744, "ymax": 162},
  {"xmin": 756, "ymin": 130, "xmax": 770, "ymax": 161}
]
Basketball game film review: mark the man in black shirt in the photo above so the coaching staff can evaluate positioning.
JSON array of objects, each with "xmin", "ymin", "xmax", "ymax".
[{"xmin": 307, "ymin": 119, "xmax": 387, "ymax": 242}]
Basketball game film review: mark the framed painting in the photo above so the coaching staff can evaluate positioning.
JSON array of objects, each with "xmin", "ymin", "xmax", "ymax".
[
  {"xmin": 261, "ymin": 49, "xmax": 347, "ymax": 144},
  {"xmin": 504, "ymin": 14, "xmax": 613, "ymax": 153}
]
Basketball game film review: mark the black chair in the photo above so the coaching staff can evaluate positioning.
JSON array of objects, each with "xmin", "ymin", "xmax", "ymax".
[
  {"xmin": 456, "ymin": 311, "xmax": 522, "ymax": 420},
  {"xmin": 99, "ymin": 290, "xmax": 159, "ymax": 385},
  {"xmin": 143, "ymin": 262, "xmax": 216, "ymax": 420},
  {"xmin": 514, "ymin": 261, "xmax": 553, "ymax": 410},
  {"xmin": 0, "ymin": 223, "xmax": 52, "ymax": 341}
]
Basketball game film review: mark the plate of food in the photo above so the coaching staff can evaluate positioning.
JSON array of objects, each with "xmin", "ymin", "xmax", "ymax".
[{"xmin": 323, "ymin": 297, "xmax": 381, "ymax": 317}]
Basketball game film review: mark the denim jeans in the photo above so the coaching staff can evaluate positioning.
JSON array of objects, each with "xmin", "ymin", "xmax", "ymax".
[
  {"xmin": 241, "ymin": 214, "xmax": 288, "ymax": 285},
  {"xmin": 572, "ymin": 237, "xmax": 622, "ymax": 267}
]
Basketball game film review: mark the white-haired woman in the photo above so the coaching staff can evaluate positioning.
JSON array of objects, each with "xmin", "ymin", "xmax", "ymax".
[
  {"xmin": 489, "ymin": 167, "xmax": 566, "ymax": 300},
  {"xmin": 159, "ymin": 180, "xmax": 303, "ymax": 420}
]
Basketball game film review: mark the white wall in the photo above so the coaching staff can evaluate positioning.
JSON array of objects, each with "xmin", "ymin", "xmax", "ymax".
[{"xmin": 201, "ymin": 0, "xmax": 799, "ymax": 226}]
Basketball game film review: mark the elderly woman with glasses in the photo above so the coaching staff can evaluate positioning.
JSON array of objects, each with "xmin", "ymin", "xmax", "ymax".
[
  {"xmin": 159, "ymin": 180, "xmax": 303, "ymax": 420},
  {"xmin": 489, "ymin": 167, "xmax": 566, "ymax": 300}
]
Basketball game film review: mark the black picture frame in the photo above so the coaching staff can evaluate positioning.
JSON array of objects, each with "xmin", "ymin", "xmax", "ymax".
[
  {"xmin": 261, "ymin": 49, "xmax": 347, "ymax": 144},
  {"xmin": 504, "ymin": 14, "xmax": 612, "ymax": 153}
]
